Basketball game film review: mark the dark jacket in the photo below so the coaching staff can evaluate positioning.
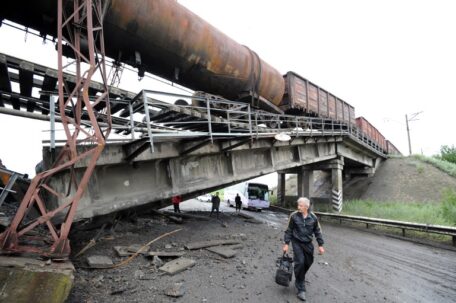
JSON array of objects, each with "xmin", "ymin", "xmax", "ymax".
[
  {"xmin": 284, "ymin": 211, "xmax": 324, "ymax": 246},
  {"xmin": 211, "ymin": 195, "xmax": 220, "ymax": 205},
  {"xmin": 235, "ymin": 195, "xmax": 241, "ymax": 204}
]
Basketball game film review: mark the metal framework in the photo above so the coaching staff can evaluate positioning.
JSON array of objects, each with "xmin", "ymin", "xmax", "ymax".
[{"xmin": 0, "ymin": 0, "xmax": 111, "ymax": 257}]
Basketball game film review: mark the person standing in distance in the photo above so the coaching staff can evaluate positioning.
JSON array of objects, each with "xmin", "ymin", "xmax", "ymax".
[
  {"xmin": 210, "ymin": 192, "xmax": 221, "ymax": 218},
  {"xmin": 235, "ymin": 193, "xmax": 242, "ymax": 213},
  {"xmin": 283, "ymin": 197, "xmax": 325, "ymax": 301},
  {"xmin": 171, "ymin": 195, "xmax": 182, "ymax": 213}
]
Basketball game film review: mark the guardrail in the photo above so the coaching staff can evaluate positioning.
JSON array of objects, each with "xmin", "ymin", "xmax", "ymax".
[{"xmin": 269, "ymin": 205, "xmax": 456, "ymax": 246}]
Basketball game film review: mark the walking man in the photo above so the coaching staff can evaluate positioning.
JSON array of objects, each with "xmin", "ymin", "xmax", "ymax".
[
  {"xmin": 210, "ymin": 192, "xmax": 221, "ymax": 218},
  {"xmin": 283, "ymin": 197, "xmax": 325, "ymax": 301},
  {"xmin": 235, "ymin": 193, "xmax": 242, "ymax": 212}
]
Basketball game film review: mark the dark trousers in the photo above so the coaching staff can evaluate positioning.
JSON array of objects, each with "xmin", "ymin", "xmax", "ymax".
[
  {"xmin": 210, "ymin": 203, "xmax": 220, "ymax": 217},
  {"xmin": 291, "ymin": 240, "xmax": 314, "ymax": 292},
  {"xmin": 173, "ymin": 204, "xmax": 180, "ymax": 213},
  {"xmin": 235, "ymin": 202, "xmax": 242, "ymax": 212}
]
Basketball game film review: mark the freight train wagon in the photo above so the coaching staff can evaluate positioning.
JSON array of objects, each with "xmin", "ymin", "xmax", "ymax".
[
  {"xmin": 281, "ymin": 72, "xmax": 356, "ymax": 126},
  {"xmin": 386, "ymin": 140, "xmax": 401, "ymax": 155},
  {"xmin": 355, "ymin": 117, "xmax": 387, "ymax": 152}
]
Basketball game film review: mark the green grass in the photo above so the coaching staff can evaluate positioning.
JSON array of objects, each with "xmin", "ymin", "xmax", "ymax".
[
  {"xmin": 413, "ymin": 154, "xmax": 456, "ymax": 177},
  {"xmin": 341, "ymin": 199, "xmax": 455, "ymax": 227},
  {"xmin": 441, "ymin": 189, "xmax": 456, "ymax": 226}
]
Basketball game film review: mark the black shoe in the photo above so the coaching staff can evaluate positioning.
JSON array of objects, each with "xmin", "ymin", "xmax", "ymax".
[{"xmin": 297, "ymin": 291, "xmax": 306, "ymax": 301}]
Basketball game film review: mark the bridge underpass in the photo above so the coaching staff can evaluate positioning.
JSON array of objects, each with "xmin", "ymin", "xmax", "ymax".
[{"xmin": 41, "ymin": 128, "xmax": 384, "ymax": 222}]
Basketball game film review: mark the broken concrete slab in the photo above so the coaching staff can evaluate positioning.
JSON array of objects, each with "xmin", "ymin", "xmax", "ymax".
[
  {"xmin": 113, "ymin": 245, "xmax": 149, "ymax": 257},
  {"xmin": 163, "ymin": 211, "xmax": 209, "ymax": 221},
  {"xmin": 184, "ymin": 239, "xmax": 240, "ymax": 250},
  {"xmin": 113, "ymin": 246, "xmax": 131, "ymax": 257},
  {"xmin": 244, "ymin": 218, "xmax": 263, "ymax": 224},
  {"xmin": 147, "ymin": 251, "xmax": 185, "ymax": 258},
  {"xmin": 151, "ymin": 256, "xmax": 164, "ymax": 268},
  {"xmin": 206, "ymin": 246, "xmax": 238, "ymax": 258},
  {"xmin": 86, "ymin": 255, "xmax": 113, "ymax": 268},
  {"xmin": 0, "ymin": 215, "xmax": 10, "ymax": 228},
  {"xmin": 165, "ymin": 282, "xmax": 185, "ymax": 297},
  {"xmin": 127, "ymin": 244, "xmax": 148, "ymax": 254},
  {"xmin": 0, "ymin": 256, "xmax": 74, "ymax": 303},
  {"xmin": 223, "ymin": 244, "xmax": 244, "ymax": 250},
  {"xmin": 159, "ymin": 257, "xmax": 195, "ymax": 275}
]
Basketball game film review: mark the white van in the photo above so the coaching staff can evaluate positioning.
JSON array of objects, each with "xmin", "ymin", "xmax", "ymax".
[{"xmin": 224, "ymin": 182, "xmax": 270, "ymax": 211}]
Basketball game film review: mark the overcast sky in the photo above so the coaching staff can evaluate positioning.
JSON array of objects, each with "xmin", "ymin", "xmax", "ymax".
[{"xmin": 0, "ymin": 0, "xmax": 455, "ymax": 178}]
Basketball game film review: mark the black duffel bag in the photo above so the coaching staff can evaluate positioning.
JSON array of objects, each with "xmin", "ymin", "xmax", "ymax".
[{"xmin": 275, "ymin": 253, "xmax": 293, "ymax": 286}]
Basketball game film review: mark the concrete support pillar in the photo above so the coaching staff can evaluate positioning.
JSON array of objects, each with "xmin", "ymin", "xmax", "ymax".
[
  {"xmin": 330, "ymin": 158, "xmax": 344, "ymax": 213},
  {"xmin": 297, "ymin": 167, "xmax": 314, "ymax": 199},
  {"xmin": 277, "ymin": 173, "xmax": 286, "ymax": 207}
]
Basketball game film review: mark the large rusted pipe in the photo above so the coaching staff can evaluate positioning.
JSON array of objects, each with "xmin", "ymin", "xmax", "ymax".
[{"xmin": 0, "ymin": 0, "xmax": 285, "ymax": 106}]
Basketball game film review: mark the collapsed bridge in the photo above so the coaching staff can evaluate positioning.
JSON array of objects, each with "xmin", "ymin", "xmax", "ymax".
[{"xmin": 0, "ymin": 0, "xmax": 396, "ymax": 257}]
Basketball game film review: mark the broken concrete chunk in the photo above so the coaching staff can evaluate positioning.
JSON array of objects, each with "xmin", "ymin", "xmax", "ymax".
[
  {"xmin": 147, "ymin": 251, "xmax": 185, "ymax": 258},
  {"xmin": 127, "ymin": 244, "xmax": 148, "ymax": 254},
  {"xmin": 223, "ymin": 244, "xmax": 244, "ymax": 250},
  {"xmin": 113, "ymin": 246, "xmax": 131, "ymax": 257},
  {"xmin": 152, "ymin": 256, "xmax": 164, "ymax": 268},
  {"xmin": 86, "ymin": 255, "xmax": 113, "ymax": 269},
  {"xmin": 134, "ymin": 269, "xmax": 145, "ymax": 279},
  {"xmin": 0, "ymin": 256, "xmax": 74, "ymax": 303},
  {"xmin": 165, "ymin": 282, "xmax": 185, "ymax": 297},
  {"xmin": 159, "ymin": 257, "xmax": 195, "ymax": 275},
  {"xmin": 206, "ymin": 246, "xmax": 237, "ymax": 258},
  {"xmin": 184, "ymin": 239, "xmax": 240, "ymax": 250},
  {"xmin": 244, "ymin": 218, "xmax": 262, "ymax": 224},
  {"xmin": 113, "ymin": 245, "xmax": 149, "ymax": 257}
]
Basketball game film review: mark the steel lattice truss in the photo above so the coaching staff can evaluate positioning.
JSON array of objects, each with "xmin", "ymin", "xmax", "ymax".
[{"xmin": 0, "ymin": 0, "xmax": 111, "ymax": 258}]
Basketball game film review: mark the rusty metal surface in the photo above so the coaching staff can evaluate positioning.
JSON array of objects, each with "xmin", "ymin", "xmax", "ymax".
[
  {"xmin": 0, "ymin": 0, "xmax": 285, "ymax": 106},
  {"xmin": 283, "ymin": 72, "xmax": 356, "ymax": 124},
  {"xmin": 0, "ymin": 0, "xmax": 111, "ymax": 258}
]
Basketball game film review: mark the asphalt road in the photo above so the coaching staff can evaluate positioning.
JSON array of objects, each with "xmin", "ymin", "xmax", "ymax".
[
  {"xmin": 164, "ymin": 200, "xmax": 456, "ymax": 302},
  {"xmin": 68, "ymin": 200, "xmax": 456, "ymax": 302}
]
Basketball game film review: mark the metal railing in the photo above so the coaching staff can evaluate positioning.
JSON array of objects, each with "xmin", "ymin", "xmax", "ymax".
[
  {"xmin": 127, "ymin": 90, "xmax": 388, "ymax": 156},
  {"xmin": 269, "ymin": 205, "xmax": 456, "ymax": 246},
  {"xmin": 14, "ymin": 88, "xmax": 388, "ymax": 156}
]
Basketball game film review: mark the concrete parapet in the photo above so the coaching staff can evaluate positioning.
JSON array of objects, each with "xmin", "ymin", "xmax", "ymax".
[{"xmin": 0, "ymin": 256, "xmax": 74, "ymax": 303}]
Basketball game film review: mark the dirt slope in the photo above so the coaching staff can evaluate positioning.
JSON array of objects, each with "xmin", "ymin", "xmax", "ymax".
[
  {"xmin": 344, "ymin": 157, "xmax": 456, "ymax": 202},
  {"xmin": 280, "ymin": 157, "xmax": 456, "ymax": 203}
]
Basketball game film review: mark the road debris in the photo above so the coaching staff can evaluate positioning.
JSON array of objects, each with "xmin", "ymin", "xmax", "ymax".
[
  {"xmin": 185, "ymin": 239, "xmax": 240, "ymax": 250},
  {"xmin": 206, "ymin": 246, "xmax": 237, "ymax": 258},
  {"xmin": 164, "ymin": 282, "xmax": 185, "ymax": 297},
  {"xmin": 86, "ymin": 255, "xmax": 113, "ymax": 269},
  {"xmin": 147, "ymin": 251, "xmax": 186, "ymax": 258},
  {"xmin": 159, "ymin": 257, "xmax": 196, "ymax": 275}
]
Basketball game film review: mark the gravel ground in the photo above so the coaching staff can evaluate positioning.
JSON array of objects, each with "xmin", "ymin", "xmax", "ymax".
[{"xmin": 66, "ymin": 200, "xmax": 456, "ymax": 303}]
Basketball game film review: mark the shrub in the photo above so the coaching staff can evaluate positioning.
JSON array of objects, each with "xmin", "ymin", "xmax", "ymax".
[
  {"xmin": 440, "ymin": 145, "xmax": 456, "ymax": 164},
  {"xmin": 440, "ymin": 189, "xmax": 456, "ymax": 226}
]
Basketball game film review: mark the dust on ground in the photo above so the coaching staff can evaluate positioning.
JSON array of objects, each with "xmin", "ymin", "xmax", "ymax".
[{"xmin": 66, "ymin": 200, "xmax": 456, "ymax": 303}]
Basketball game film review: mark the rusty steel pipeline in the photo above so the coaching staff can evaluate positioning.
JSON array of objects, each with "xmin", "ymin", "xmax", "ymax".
[{"xmin": 0, "ymin": 0, "xmax": 285, "ymax": 106}]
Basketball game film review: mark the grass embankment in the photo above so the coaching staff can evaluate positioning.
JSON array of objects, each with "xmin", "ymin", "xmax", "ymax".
[
  {"xmin": 336, "ymin": 193, "xmax": 456, "ymax": 244},
  {"xmin": 413, "ymin": 154, "xmax": 456, "ymax": 177},
  {"xmin": 341, "ymin": 194, "xmax": 456, "ymax": 227}
]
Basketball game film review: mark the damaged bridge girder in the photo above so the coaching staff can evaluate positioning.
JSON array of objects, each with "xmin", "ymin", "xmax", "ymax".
[{"xmin": 40, "ymin": 136, "xmax": 345, "ymax": 221}]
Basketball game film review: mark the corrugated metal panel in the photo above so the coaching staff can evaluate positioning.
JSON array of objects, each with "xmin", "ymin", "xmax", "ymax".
[{"xmin": 328, "ymin": 94, "xmax": 336, "ymax": 120}]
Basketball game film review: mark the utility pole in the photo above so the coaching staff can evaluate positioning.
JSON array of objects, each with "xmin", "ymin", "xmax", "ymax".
[
  {"xmin": 405, "ymin": 111, "xmax": 423, "ymax": 156},
  {"xmin": 405, "ymin": 114, "xmax": 411, "ymax": 155}
]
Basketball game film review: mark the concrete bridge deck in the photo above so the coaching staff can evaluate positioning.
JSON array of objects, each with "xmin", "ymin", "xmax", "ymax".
[{"xmin": 1, "ymin": 52, "xmax": 386, "ymax": 222}]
